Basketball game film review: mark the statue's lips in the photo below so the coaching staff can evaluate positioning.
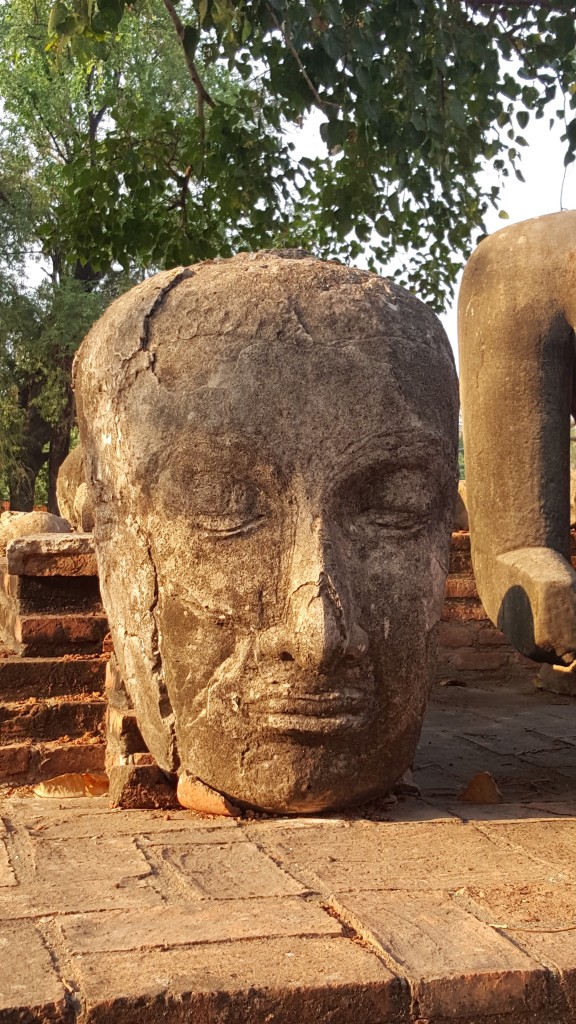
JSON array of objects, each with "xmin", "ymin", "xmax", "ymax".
[
  {"xmin": 192, "ymin": 654, "xmax": 376, "ymax": 734},
  {"xmin": 248, "ymin": 688, "xmax": 373, "ymax": 731}
]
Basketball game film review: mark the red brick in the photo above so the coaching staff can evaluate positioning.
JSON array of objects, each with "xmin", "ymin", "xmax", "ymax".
[
  {"xmin": 15, "ymin": 614, "xmax": 108, "ymax": 648},
  {"xmin": 75, "ymin": 936, "xmax": 402, "ymax": 1024},
  {"xmin": 32, "ymin": 740, "xmax": 105, "ymax": 780},
  {"xmin": 438, "ymin": 621, "xmax": 476, "ymax": 647},
  {"xmin": 441, "ymin": 598, "xmax": 489, "ymax": 622},
  {"xmin": 476, "ymin": 624, "xmax": 510, "ymax": 646},
  {"xmin": 334, "ymin": 890, "xmax": 548, "ymax": 1021},
  {"xmin": 0, "ymin": 698, "xmax": 105, "ymax": 742},
  {"xmin": 0, "ymin": 742, "xmax": 31, "ymax": 778},
  {"xmin": 444, "ymin": 576, "xmax": 478, "ymax": 598},
  {"xmin": 108, "ymin": 765, "xmax": 178, "ymax": 810},
  {"xmin": 450, "ymin": 532, "xmax": 471, "ymax": 552},
  {"xmin": 1, "ymin": 568, "xmax": 102, "ymax": 615},
  {"xmin": 448, "ymin": 650, "xmax": 507, "ymax": 672},
  {"xmin": 6, "ymin": 533, "xmax": 97, "ymax": 577},
  {"xmin": 0, "ymin": 920, "xmax": 69, "ymax": 1020},
  {"xmin": 0, "ymin": 656, "xmax": 105, "ymax": 700}
]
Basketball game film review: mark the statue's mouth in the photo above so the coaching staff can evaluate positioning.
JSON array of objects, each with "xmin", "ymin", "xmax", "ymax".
[
  {"xmin": 189, "ymin": 638, "xmax": 377, "ymax": 734},
  {"xmin": 246, "ymin": 683, "xmax": 374, "ymax": 732}
]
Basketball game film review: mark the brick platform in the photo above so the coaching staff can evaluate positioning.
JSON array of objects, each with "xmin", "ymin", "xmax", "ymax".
[
  {"xmin": 438, "ymin": 533, "xmax": 542, "ymax": 686},
  {"xmin": 3, "ymin": 676, "xmax": 576, "ymax": 1023},
  {"xmin": 0, "ymin": 535, "xmax": 106, "ymax": 784}
]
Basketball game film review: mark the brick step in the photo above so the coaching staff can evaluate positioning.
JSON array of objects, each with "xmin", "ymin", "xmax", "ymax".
[
  {"xmin": 0, "ymin": 738, "xmax": 105, "ymax": 783},
  {"xmin": 0, "ymin": 697, "xmax": 105, "ymax": 743},
  {"xmin": 16, "ymin": 613, "xmax": 109, "ymax": 654},
  {"xmin": 0, "ymin": 563, "xmax": 103, "ymax": 615},
  {"xmin": 0, "ymin": 597, "xmax": 109, "ymax": 656},
  {"xmin": 0, "ymin": 653, "xmax": 106, "ymax": 700},
  {"xmin": 6, "ymin": 533, "xmax": 97, "ymax": 577}
]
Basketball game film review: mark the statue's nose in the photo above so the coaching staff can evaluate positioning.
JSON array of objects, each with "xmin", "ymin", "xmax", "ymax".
[
  {"xmin": 287, "ymin": 572, "xmax": 368, "ymax": 670},
  {"xmin": 262, "ymin": 516, "xmax": 368, "ymax": 670}
]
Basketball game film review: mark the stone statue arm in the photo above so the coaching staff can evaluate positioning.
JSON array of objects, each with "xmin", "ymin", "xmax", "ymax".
[{"xmin": 459, "ymin": 212, "xmax": 576, "ymax": 663}]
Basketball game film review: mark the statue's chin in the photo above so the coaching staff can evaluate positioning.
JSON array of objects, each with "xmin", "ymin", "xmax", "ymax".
[{"xmin": 184, "ymin": 722, "xmax": 416, "ymax": 815}]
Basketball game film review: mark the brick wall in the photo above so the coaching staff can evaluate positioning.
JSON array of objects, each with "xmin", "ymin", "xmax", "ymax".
[{"xmin": 438, "ymin": 533, "xmax": 540, "ymax": 685}]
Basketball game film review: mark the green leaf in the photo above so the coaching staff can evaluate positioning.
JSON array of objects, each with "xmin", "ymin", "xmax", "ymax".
[
  {"xmin": 319, "ymin": 120, "xmax": 350, "ymax": 150},
  {"xmin": 48, "ymin": 2, "xmax": 72, "ymax": 34},
  {"xmin": 498, "ymin": 210, "xmax": 510, "ymax": 220},
  {"xmin": 516, "ymin": 110, "xmax": 529, "ymax": 130},
  {"xmin": 91, "ymin": 0, "xmax": 125, "ymax": 34}
]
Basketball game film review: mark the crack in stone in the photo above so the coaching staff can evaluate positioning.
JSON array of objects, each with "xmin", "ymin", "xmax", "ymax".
[
  {"xmin": 139, "ymin": 267, "xmax": 195, "ymax": 353},
  {"xmin": 113, "ymin": 267, "xmax": 195, "ymax": 399},
  {"xmin": 144, "ymin": 538, "xmax": 180, "ymax": 771}
]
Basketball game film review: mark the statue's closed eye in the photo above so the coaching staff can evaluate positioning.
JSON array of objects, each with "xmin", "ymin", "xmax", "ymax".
[
  {"xmin": 190, "ymin": 474, "xmax": 267, "ymax": 536},
  {"xmin": 343, "ymin": 465, "xmax": 435, "ymax": 535}
]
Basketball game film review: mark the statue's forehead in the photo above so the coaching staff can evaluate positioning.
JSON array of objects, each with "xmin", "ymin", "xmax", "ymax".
[{"xmin": 119, "ymin": 332, "xmax": 452, "ymax": 481}]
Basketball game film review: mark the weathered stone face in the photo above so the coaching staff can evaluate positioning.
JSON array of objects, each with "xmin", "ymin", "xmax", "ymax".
[
  {"xmin": 75, "ymin": 252, "xmax": 458, "ymax": 812},
  {"xmin": 56, "ymin": 445, "xmax": 95, "ymax": 532}
]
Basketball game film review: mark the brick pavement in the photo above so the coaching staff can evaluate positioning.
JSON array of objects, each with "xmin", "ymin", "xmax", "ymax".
[{"xmin": 3, "ymin": 677, "xmax": 576, "ymax": 1023}]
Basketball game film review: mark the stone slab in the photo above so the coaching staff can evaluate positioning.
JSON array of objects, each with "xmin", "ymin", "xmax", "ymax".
[
  {"xmin": 462, "ymin": 883, "xmax": 576, "ymax": 1001},
  {"xmin": 161, "ymin": 841, "xmax": 306, "ymax": 899},
  {"xmin": 31, "ymin": 836, "xmax": 152, "ymax": 884},
  {"xmin": 334, "ymin": 889, "xmax": 548, "ymax": 1020},
  {"xmin": 22, "ymin": 809, "xmax": 238, "ymax": 841},
  {"xmin": 457, "ymin": 723, "xmax": 567, "ymax": 757},
  {"xmin": 0, "ymin": 839, "xmax": 16, "ymax": 886},
  {"xmin": 3, "ymin": 677, "xmax": 576, "ymax": 1023},
  {"xmin": 0, "ymin": 919, "xmax": 69, "ymax": 1021},
  {"xmin": 6, "ymin": 534, "xmax": 97, "ymax": 578},
  {"xmin": 58, "ymin": 896, "xmax": 342, "ymax": 953},
  {"xmin": 480, "ymin": 820, "xmax": 576, "ymax": 874},
  {"xmin": 415, "ymin": 730, "xmax": 575, "ymax": 802},
  {"xmin": 74, "ymin": 936, "xmax": 402, "ymax": 1024},
  {"xmin": 256, "ymin": 819, "xmax": 566, "ymax": 892},
  {"xmin": 0, "ymin": 878, "xmax": 163, "ymax": 921}
]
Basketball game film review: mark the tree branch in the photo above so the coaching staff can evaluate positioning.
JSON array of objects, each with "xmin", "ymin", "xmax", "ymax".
[
  {"xmin": 161, "ymin": 0, "xmax": 215, "ymax": 109},
  {"xmin": 28, "ymin": 95, "xmax": 71, "ymax": 164},
  {"xmin": 267, "ymin": 6, "xmax": 339, "ymax": 111}
]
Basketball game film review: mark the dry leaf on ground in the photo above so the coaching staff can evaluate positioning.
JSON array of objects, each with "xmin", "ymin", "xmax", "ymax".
[
  {"xmin": 457, "ymin": 771, "xmax": 503, "ymax": 804},
  {"xmin": 33, "ymin": 772, "xmax": 109, "ymax": 798}
]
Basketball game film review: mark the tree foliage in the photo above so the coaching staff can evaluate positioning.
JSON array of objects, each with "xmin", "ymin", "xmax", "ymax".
[
  {"xmin": 45, "ymin": 0, "xmax": 576, "ymax": 304},
  {"xmin": 1, "ymin": 0, "xmax": 575, "ymax": 504}
]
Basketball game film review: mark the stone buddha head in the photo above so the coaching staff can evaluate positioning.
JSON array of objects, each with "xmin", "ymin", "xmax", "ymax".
[{"xmin": 75, "ymin": 252, "xmax": 458, "ymax": 812}]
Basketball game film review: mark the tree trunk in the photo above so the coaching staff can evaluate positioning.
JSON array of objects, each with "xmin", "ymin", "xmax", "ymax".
[
  {"xmin": 47, "ymin": 369, "xmax": 74, "ymax": 515},
  {"xmin": 8, "ymin": 400, "xmax": 50, "ymax": 511},
  {"xmin": 8, "ymin": 465, "xmax": 37, "ymax": 511}
]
